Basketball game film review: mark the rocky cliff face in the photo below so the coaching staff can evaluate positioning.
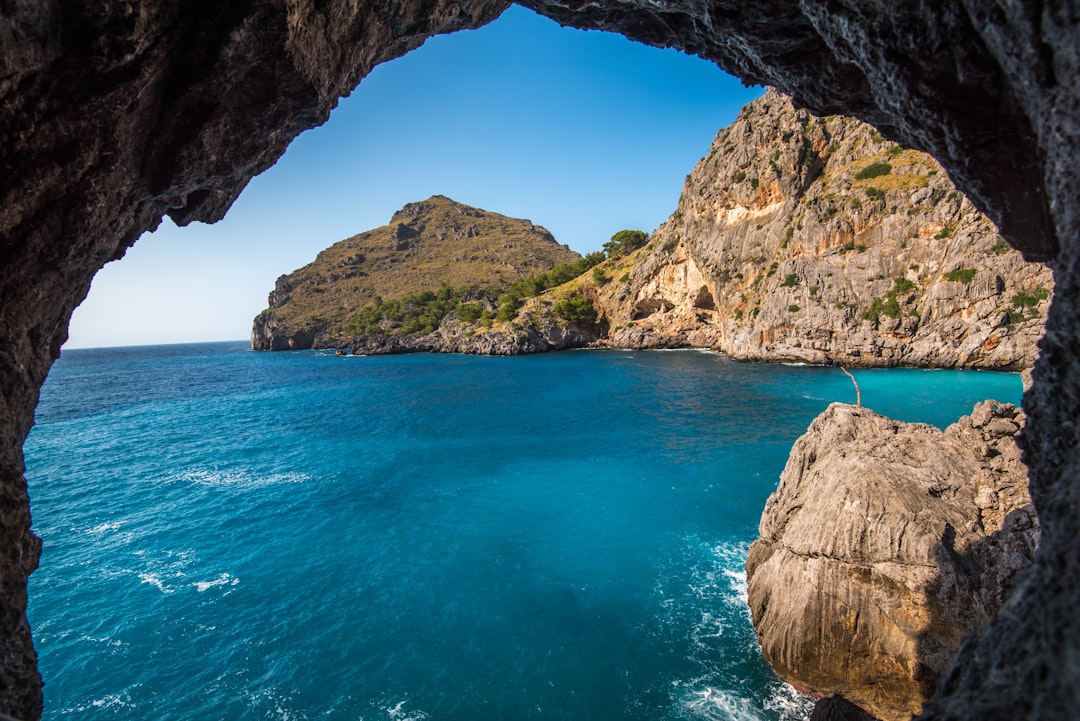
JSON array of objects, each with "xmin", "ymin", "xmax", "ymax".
[
  {"xmin": 344, "ymin": 309, "xmax": 598, "ymax": 355},
  {"xmin": 598, "ymin": 91, "xmax": 1051, "ymax": 368},
  {"xmin": 2, "ymin": 3, "xmax": 1080, "ymax": 720},
  {"xmin": 251, "ymin": 195, "xmax": 579, "ymax": 350},
  {"xmin": 747, "ymin": 401, "xmax": 1037, "ymax": 721}
]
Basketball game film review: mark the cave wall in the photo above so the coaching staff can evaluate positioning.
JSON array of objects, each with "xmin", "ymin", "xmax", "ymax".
[{"xmin": 1, "ymin": 1, "xmax": 1076, "ymax": 719}]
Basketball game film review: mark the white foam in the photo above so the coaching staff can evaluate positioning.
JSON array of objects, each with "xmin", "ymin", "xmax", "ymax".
[
  {"xmin": 138, "ymin": 572, "xmax": 173, "ymax": 593},
  {"xmin": 78, "ymin": 633, "xmax": 122, "ymax": 647},
  {"xmin": 762, "ymin": 682, "xmax": 816, "ymax": 720},
  {"xmin": 723, "ymin": 568, "xmax": 748, "ymax": 607},
  {"xmin": 174, "ymin": 468, "xmax": 312, "ymax": 489},
  {"xmin": 62, "ymin": 687, "xmax": 139, "ymax": 714},
  {"xmin": 680, "ymin": 686, "xmax": 762, "ymax": 721},
  {"xmin": 194, "ymin": 573, "xmax": 239, "ymax": 592},
  {"xmin": 87, "ymin": 521, "xmax": 122, "ymax": 535},
  {"xmin": 244, "ymin": 687, "xmax": 310, "ymax": 721},
  {"xmin": 677, "ymin": 681, "xmax": 813, "ymax": 721},
  {"xmin": 384, "ymin": 699, "xmax": 429, "ymax": 720}
]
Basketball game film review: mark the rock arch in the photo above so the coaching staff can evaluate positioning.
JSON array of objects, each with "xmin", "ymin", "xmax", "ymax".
[{"xmin": 1, "ymin": 2, "xmax": 1076, "ymax": 719}]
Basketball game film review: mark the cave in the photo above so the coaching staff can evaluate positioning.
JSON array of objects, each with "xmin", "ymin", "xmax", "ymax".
[
  {"xmin": 693, "ymin": 285, "xmax": 716, "ymax": 311},
  {"xmin": 633, "ymin": 297, "xmax": 676, "ymax": 320},
  {"xmin": 1, "ymin": 2, "xmax": 1077, "ymax": 720}
]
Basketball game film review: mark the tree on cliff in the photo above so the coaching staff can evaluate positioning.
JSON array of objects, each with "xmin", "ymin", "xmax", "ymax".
[
  {"xmin": 553, "ymin": 292, "xmax": 599, "ymax": 328},
  {"xmin": 603, "ymin": 229, "xmax": 649, "ymax": 258}
]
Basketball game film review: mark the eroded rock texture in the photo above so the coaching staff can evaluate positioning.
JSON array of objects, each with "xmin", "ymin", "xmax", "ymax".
[
  {"xmin": 598, "ymin": 90, "xmax": 1051, "ymax": 367},
  {"xmin": 747, "ymin": 402, "xmax": 1037, "ymax": 721},
  {"xmin": 1, "ymin": 2, "xmax": 1078, "ymax": 720}
]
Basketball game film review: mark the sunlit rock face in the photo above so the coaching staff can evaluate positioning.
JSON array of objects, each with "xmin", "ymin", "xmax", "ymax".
[
  {"xmin": 747, "ymin": 402, "xmax": 1037, "ymax": 721},
  {"xmin": 1, "ymin": 2, "xmax": 1077, "ymax": 720},
  {"xmin": 598, "ymin": 90, "xmax": 1052, "ymax": 367}
]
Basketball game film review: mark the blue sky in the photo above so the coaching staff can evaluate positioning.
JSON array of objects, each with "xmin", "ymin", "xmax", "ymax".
[{"xmin": 65, "ymin": 6, "xmax": 762, "ymax": 349}]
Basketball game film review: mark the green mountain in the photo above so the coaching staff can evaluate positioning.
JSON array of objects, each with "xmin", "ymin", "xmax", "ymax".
[{"xmin": 251, "ymin": 195, "xmax": 580, "ymax": 350}]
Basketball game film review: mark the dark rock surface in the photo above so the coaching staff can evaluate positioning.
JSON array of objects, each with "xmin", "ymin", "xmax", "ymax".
[
  {"xmin": 810, "ymin": 696, "xmax": 880, "ymax": 721},
  {"xmin": 747, "ymin": 402, "xmax": 1037, "ymax": 721},
  {"xmin": 1, "ymin": 2, "xmax": 1078, "ymax": 720}
]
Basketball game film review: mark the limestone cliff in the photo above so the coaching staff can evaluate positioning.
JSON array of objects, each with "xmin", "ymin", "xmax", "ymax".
[
  {"xmin": 747, "ymin": 401, "xmax": 1037, "ymax": 721},
  {"xmin": 595, "ymin": 91, "xmax": 1051, "ymax": 369},
  {"xmin": 251, "ymin": 196, "xmax": 579, "ymax": 350}
]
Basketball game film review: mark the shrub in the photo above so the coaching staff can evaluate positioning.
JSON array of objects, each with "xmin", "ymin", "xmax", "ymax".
[
  {"xmin": 788, "ymin": 304, "xmax": 800, "ymax": 313},
  {"xmin": 592, "ymin": 267, "xmax": 609, "ymax": 285},
  {"xmin": 603, "ymin": 229, "xmax": 649, "ymax": 258},
  {"xmin": 855, "ymin": 162, "xmax": 892, "ymax": 180},
  {"xmin": 750, "ymin": 177, "xmax": 759, "ymax": 190},
  {"xmin": 766, "ymin": 261, "xmax": 779, "ymax": 277},
  {"xmin": 935, "ymin": 225, "xmax": 953, "ymax": 240},
  {"xmin": 553, "ymin": 292, "xmax": 598, "ymax": 327},
  {"xmin": 861, "ymin": 295, "xmax": 900, "ymax": 320},
  {"xmin": 860, "ymin": 277, "xmax": 918, "ymax": 321},
  {"xmin": 865, "ymin": 186, "xmax": 885, "ymax": 200},
  {"xmin": 733, "ymin": 170, "xmax": 746, "ymax": 183},
  {"xmin": 992, "ymin": 236, "xmax": 1011, "ymax": 255},
  {"xmin": 944, "ymin": 267, "xmax": 976, "ymax": 284},
  {"xmin": 893, "ymin": 277, "xmax": 916, "ymax": 293},
  {"xmin": 496, "ymin": 294, "xmax": 523, "ymax": 322},
  {"xmin": 1012, "ymin": 287, "xmax": 1051, "ymax": 309},
  {"xmin": 455, "ymin": 302, "xmax": 484, "ymax": 323},
  {"xmin": 780, "ymin": 273, "xmax": 799, "ymax": 288}
]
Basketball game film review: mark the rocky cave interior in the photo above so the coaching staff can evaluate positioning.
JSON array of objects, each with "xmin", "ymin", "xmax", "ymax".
[{"xmin": 1, "ymin": 2, "xmax": 1077, "ymax": 719}]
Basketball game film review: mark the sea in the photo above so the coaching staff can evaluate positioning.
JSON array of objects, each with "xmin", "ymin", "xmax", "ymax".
[{"xmin": 24, "ymin": 341, "xmax": 1023, "ymax": 721}]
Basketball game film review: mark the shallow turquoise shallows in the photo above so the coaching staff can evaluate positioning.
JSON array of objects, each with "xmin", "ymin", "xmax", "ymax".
[{"xmin": 25, "ymin": 342, "xmax": 1022, "ymax": 721}]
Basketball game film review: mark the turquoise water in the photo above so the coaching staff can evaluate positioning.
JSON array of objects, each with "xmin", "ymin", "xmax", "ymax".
[{"xmin": 25, "ymin": 343, "xmax": 1023, "ymax": 720}]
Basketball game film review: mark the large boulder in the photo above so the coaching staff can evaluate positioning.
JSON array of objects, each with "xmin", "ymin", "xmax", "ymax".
[{"xmin": 747, "ymin": 402, "xmax": 1037, "ymax": 721}]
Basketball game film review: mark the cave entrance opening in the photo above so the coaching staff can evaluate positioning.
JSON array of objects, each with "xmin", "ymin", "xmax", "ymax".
[{"xmin": 62, "ymin": 5, "xmax": 760, "ymax": 351}]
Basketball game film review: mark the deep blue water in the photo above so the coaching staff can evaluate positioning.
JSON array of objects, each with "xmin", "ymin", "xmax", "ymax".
[{"xmin": 25, "ymin": 342, "xmax": 1023, "ymax": 720}]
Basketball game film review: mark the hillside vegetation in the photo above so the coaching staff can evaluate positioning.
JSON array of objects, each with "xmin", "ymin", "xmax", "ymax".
[{"xmin": 251, "ymin": 195, "xmax": 580, "ymax": 350}]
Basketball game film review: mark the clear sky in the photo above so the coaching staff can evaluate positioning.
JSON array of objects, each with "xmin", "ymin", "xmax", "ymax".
[{"xmin": 64, "ymin": 6, "xmax": 762, "ymax": 349}]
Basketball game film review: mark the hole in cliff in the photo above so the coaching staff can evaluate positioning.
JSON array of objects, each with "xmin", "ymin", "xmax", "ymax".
[
  {"xmin": 633, "ymin": 297, "xmax": 675, "ymax": 319},
  {"xmin": 692, "ymin": 285, "xmax": 716, "ymax": 310},
  {"xmin": 63, "ymin": 5, "xmax": 760, "ymax": 349}
]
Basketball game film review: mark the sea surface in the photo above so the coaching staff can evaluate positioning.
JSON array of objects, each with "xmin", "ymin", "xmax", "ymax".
[{"xmin": 25, "ymin": 342, "xmax": 1023, "ymax": 721}]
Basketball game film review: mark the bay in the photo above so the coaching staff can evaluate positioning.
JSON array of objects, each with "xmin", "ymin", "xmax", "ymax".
[{"xmin": 25, "ymin": 342, "xmax": 1022, "ymax": 720}]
